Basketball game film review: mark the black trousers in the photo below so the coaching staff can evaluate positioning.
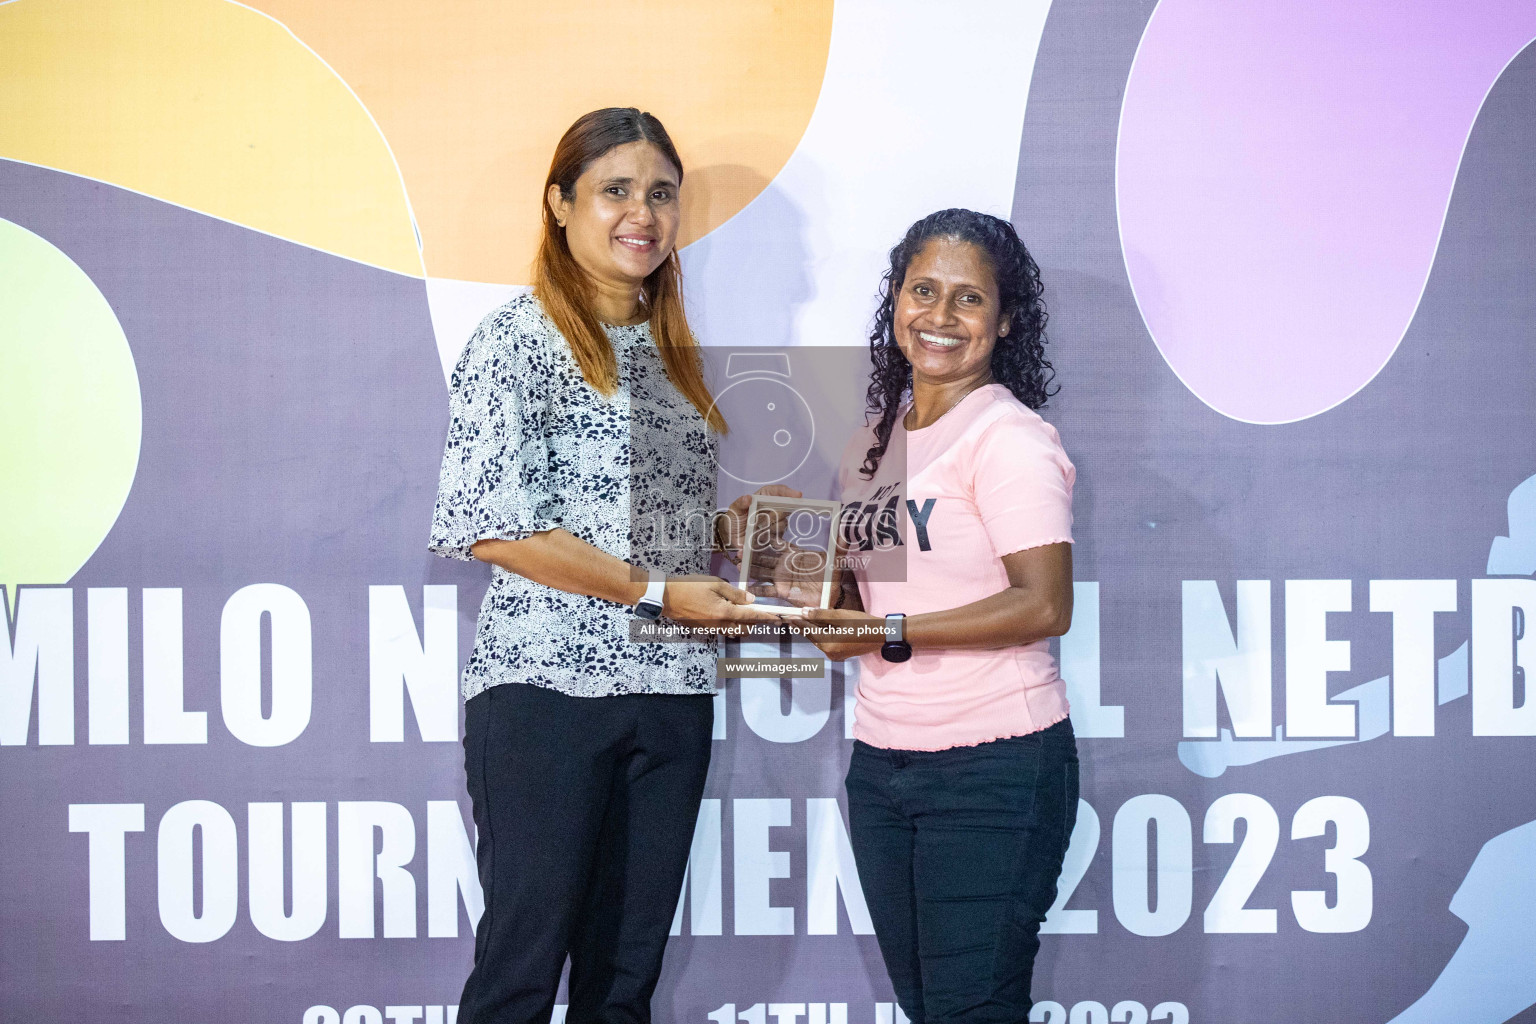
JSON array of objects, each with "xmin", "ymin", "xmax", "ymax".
[
  {"xmin": 458, "ymin": 683, "xmax": 714, "ymax": 1024},
  {"xmin": 845, "ymin": 719, "xmax": 1079, "ymax": 1024}
]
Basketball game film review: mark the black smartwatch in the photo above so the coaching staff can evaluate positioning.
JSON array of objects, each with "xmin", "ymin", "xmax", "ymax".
[{"xmin": 880, "ymin": 612, "xmax": 912, "ymax": 663}]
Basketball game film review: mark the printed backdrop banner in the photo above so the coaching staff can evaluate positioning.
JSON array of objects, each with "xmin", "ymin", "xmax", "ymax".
[{"xmin": 3, "ymin": 1, "xmax": 1536, "ymax": 1023}]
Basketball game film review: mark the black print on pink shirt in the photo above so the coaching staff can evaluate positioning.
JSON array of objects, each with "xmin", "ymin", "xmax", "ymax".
[
  {"xmin": 839, "ymin": 486, "xmax": 937, "ymax": 553},
  {"xmin": 839, "ymin": 483, "xmax": 901, "ymax": 552},
  {"xmin": 906, "ymin": 497, "xmax": 935, "ymax": 552}
]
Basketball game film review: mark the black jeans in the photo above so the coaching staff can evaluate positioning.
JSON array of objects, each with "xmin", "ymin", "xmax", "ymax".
[
  {"xmin": 845, "ymin": 718, "xmax": 1079, "ymax": 1024},
  {"xmin": 459, "ymin": 683, "xmax": 714, "ymax": 1024}
]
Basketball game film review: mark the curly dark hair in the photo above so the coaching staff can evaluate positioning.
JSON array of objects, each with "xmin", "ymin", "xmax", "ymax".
[{"xmin": 859, "ymin": 208, "xmax": 1056, "ymax": 478}]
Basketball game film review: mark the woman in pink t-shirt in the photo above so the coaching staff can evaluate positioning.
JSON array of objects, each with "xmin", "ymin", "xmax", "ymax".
[{"xmin": 798, "ymin": 209, "xmax": 1078, "ymax": 1023}]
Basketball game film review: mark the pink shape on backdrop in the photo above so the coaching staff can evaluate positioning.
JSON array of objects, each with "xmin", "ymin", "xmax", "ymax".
[{"xmin": 1117, "ymin": 0, "xmax": 1536, "ymax": 424}]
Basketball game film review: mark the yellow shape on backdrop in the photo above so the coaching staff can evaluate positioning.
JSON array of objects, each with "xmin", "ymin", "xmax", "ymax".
[
  {"xmin": 0, "ymin": 217, "xmax": 141, "ymax": 606},
  {"xmin": 0, "ymin": 0, "xmax": 421, "ymax": 276},
  {"xmin": 250, "ymin": 0, "xmax": 833, "ymax": 285}
]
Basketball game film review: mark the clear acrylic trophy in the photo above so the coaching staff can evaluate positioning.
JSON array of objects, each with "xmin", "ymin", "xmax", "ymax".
[{"xmin": 737, "ymin": 494, "xmax": 843, "ymax": 616}]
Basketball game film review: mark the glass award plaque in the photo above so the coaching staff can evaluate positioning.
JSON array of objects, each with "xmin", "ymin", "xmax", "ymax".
[{"xmin": 737, "ymin": 495, "xmax": 843, "ymax": 616}]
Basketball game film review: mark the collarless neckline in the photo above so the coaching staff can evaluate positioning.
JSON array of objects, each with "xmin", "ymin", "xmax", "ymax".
[{"xmin": 902, "ymin": 382, "xmax": 1001, "ymax": 435}]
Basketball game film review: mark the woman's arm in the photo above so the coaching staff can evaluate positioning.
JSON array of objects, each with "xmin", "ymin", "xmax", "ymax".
[
  {"xmin": 833, "ymin": 566, "xmax": 866, "ymax": 612},
  {"xmin": 909, "ymin": 541, "xmax": 1072, "ymax": 647},
  {"xmin": 798, "ymin": 541, "xmax": 1072, "ymax": 659},
  {"xmin": 472, "ymin": 530, "xmax": 771, "ymax": 624}
]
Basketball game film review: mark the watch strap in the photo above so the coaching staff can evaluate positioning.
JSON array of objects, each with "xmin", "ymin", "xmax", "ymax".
[
  {"xmin": 880, "ymin": 612, "xmax": 913, "ymax": 663},
  {"xmin": 634, "ymin": 570, "xmax": 666, "ymax": 619}
]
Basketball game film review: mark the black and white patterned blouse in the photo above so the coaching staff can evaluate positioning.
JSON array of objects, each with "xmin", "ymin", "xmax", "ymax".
[{"xmin": 429, "ymin": 293, "xmax": 719, "ymax": 699}]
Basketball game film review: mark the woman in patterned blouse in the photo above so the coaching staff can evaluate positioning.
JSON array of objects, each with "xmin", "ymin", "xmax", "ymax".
[{"xmin": 429, "ymin": 108, "xmax": 774, "ymax": 1024}]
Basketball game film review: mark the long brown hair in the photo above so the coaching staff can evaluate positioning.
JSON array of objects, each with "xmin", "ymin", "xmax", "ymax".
[{"xmin": 535, "ymin": 107, "xmax": 726, "ymax": 432}]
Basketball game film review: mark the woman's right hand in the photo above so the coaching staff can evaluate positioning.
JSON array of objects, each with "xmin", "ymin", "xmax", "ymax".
[
  {"xmin": 748, "ymin": 540, "xmax": 830, "ymax": 607},
  {"xmin": 662, "ymin": 576, "xmax": 782, "ymax": 630},
  {"xmin": 717, "ymin": 484, "xmax": 804, "ymax": 564}
]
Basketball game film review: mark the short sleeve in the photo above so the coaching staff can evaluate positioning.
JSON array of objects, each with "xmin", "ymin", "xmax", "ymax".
[
  {"xmin": 971, "ymin": 411, "xmax": 1075, "ymax": 557},
  {"xmin": 428, "ymin": 312, "xmax": 562, "ymax": 560}
]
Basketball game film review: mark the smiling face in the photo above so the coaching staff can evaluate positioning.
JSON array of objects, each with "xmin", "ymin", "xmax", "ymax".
[
  {"xmin": 549, "ymin": 139, "xmax": 681, "ymax": 298},
  {"xmin": 893, "ymin": 236, "xmax": 1009, "ymax": 388}
]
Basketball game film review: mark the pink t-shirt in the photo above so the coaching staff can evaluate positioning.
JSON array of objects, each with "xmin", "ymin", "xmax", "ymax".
[{"xmin": 837, "ymin": 384, "xmax": 1075, "ymax": 750}]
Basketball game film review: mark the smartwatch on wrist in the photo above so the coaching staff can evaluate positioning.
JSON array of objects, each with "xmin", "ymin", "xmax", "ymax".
[
  {"xmin": 880, "ymin": 612, "xmax": 912, "ymax": 663},
  {"xmin": 634, "ymin": 570, "xmax": 666, "ymax": 621}
]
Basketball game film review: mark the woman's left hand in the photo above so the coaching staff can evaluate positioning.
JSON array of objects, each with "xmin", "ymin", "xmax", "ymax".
[{"xmin": 790, "ymin": 607, "xmax": 885, "ymax": 661}]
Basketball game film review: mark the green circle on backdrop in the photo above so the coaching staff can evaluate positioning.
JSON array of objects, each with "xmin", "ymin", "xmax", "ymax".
[{"xmin": 1, "ymin": 217, "xmax": 141, "ymax": 610}]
